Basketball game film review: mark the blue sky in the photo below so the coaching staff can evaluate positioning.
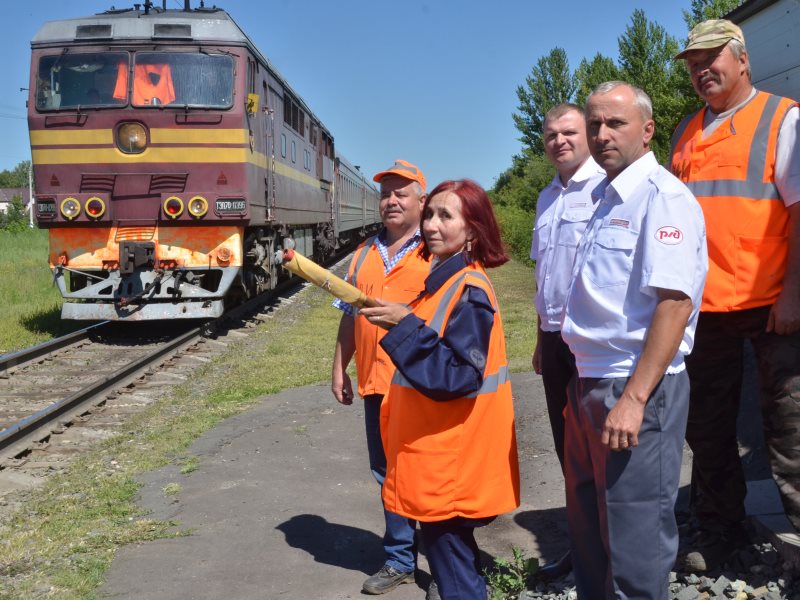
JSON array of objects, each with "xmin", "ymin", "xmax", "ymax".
[{"xmin": 0, "ymin": 0, "xmax": 694, "ymax": 189}]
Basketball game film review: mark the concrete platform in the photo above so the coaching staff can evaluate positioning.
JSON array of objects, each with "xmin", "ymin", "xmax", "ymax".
[{"xmin": 98, "ymin": 371, "xmax": 797, "ymax": 599}]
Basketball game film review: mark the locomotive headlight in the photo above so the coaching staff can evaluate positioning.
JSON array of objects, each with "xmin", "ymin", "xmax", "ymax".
[
  {"xmin": 188, "ymin": 196, "xmax": 209, "ymax": 218},
  {"xmin": 60, "ymin": 197, "xmax": 81, "ymax": 220},
  {"xmin": 116, "ymin": 122, "xmax": 147, "ymax": 154},
  {"xmin": 85, "ymin": 196, "xmax": 106, "ymax": 219},
  {"xmin": 163, "ymin": 196, "xmax": 184, "ymax": 219}
]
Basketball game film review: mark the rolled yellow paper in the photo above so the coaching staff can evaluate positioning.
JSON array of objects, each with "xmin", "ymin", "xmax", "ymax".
[{"xmin": 278, "ymin": 248, "xmax": 379, "ymax": 308}]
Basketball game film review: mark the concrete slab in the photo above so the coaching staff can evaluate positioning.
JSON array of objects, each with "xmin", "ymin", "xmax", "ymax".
[
  {"xmin": 99, "ymin": 372, "xmax": 568, "ymax": 600},
  {"xmin": 98, "ymin": 370, "xmax": 797, "ymax": 600},
  {"xmin": 747, "ymin": 479, "xmax": 800, "ymax": 569}
]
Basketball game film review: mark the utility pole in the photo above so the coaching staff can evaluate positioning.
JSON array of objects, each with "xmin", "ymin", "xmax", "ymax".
[{"xmin": 28, "ymin": 160, "xmax": 34, "ymax": 228}]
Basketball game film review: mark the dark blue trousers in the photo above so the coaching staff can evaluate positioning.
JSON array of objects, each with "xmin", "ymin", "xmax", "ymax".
[
  {"xmin": 565, "ymin": 372, "xmax": 689, "ymax": 600},
  {"xmin": 419, "ymin": 517, "xmax": 492, "ymax": 600},
  {"xmin": 540, "ymin": 330, "xmax": 577, "ymax": 471},
  {"xmin": 364, "ymin": 394, "xmax": 417, "ymax": 573}
]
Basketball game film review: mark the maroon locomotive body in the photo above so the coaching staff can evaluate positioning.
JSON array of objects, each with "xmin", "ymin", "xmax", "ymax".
[{"xmin": 29, "ymin": 4, "xmax": 379, "ymax": 320}]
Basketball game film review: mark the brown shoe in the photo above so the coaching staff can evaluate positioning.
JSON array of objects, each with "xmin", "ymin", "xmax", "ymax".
[{"xmin": 678, "ymin": 528, "xmax": 747, "ymax": 573}]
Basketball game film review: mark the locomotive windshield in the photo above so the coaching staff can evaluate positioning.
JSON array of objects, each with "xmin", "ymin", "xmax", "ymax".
[
  {"xmin": 36, "ymin": 51, "xmax": 234, "ymax": 110},
  {"xmin": 36, "ymin": 52, "xmax": 128, "ymax": 110},
  {"xmin": 130, "ymin": 52, "xmax": 234, "ymax": 108}
]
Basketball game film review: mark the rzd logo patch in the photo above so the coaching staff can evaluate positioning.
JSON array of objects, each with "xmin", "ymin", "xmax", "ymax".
[{"xmin": 655, "ymin": 226, "xmax": 683, "ymax": 245}]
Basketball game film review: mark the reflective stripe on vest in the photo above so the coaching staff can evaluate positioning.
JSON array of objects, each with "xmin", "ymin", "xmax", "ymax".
[
  {"xmin": 680, "ymin": 94, "xmax": 783, "ymax": 201},
  {"xmin": 350, "ymin": 236, "xmax": 376, "ymax": 289},
  {"xmin": 390, "ymin": 269, "xmax": 507, "ymax": 398}
]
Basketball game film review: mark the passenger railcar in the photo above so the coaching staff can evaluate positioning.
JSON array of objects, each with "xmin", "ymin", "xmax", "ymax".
[{"xmin": 29, "ymin": 2, "xmax": 380, "ymax": 320}]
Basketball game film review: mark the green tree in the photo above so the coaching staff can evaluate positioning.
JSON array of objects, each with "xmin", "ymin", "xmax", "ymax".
[
  {"xmin": 513, "ymin": 47, "xmax": 576, "ymax": 155},
  {"xmin": 493, "ymin": 150, "xmax": 554, "ymax": 212},
  {"xmin": 0, "ymin": 195, "xmax": 28, "ymax": 232},
  {"xmin": 617, "ymin": 9, "xmax": 701, "ymax": 162},
  {"xmin": 0, "ymin": 160, "xmax": 30, "ymax": 188},
  {"xmin": 683, "ymin": 0, "xmax": 742, "ymax": 29},
  {"xmin": 575, "ymin": 53, "xmax": 621, "ymax": 106}
]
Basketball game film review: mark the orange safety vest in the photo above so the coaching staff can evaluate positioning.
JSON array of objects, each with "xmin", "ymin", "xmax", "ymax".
[
  {"xmin": 113, "ymin": 62, "xmax": 176, "ymax": 106},
  {"xmin": 670, "ymin": 91, "xmax": 798, "ymax": 311},
  {"xmin": 380, "ymin": 264, "xmax": 521, "ymax": 522},
  {"xmin": 348, "ymin": 237, "xmax": 429, "ymax": 398}
]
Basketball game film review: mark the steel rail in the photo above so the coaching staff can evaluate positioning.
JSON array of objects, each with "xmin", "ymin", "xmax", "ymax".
[
  {"xmin": 0, "ymin": 321, "xmax": 110, "ymax": 374},
  {"xmin": 0, "ymin": 325, "xmax": 202, "ymax": 454}
]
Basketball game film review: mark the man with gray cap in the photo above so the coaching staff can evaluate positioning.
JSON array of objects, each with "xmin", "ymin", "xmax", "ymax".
[
  {"xmin": 671, "ymin": 19, "xmax": 800, "ymax": 572},
  {"xmin": 331, "ymin": 160, "xmax": 437, "ymax": 597}
]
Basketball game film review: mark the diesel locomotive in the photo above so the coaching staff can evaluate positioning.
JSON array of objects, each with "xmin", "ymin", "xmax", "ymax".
[{"xmin": 29, "ymin": 1, "xmax": 380, "ymax": 320}]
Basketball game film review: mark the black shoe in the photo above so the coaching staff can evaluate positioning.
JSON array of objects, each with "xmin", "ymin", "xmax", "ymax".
[
  {"xmin": 537, "ymin": 550, "xmax": 572, "ymax": 581},
  {"xmin": 362, "ymin": 565, "xmax": 415, "ymax": 595},
  {"xmin": 677, "ymin": 527, "xmax": 748, "ymax": 573},
  {"xmin": 425, "ymin": 581, "xmax": 441, "ymax": 600}
]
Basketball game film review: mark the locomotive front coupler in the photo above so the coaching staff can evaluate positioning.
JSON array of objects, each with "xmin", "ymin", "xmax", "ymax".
[{"xmin": 117, "ymin": 269, "xmax": 164, "ymax": 308}]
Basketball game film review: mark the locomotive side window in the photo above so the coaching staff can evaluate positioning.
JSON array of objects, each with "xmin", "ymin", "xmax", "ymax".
[
  {"xmin": 36, "ymin": 52, "xmax": 129, "ymax": 110},
  {"xmin": 128, "ymin": 52, "xmax": 234, "ymax": 108},
  {"xmin": 282, "ymin": 92, "xmax": 306, "ymax": 138}
]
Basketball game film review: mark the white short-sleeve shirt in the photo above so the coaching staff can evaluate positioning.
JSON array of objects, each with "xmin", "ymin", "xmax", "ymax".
[
  {"xmin": 561, "ymin": 152, "xmax": 709, "ymax": 378},
  {"xmin": 530, "ymin": 157, "xmax": 606, "ymax": 332}
]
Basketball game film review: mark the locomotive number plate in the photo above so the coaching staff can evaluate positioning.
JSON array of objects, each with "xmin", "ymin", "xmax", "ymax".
[{"xmin": 215, "ymin": 199, "xmax": 246, "ymax": 215}]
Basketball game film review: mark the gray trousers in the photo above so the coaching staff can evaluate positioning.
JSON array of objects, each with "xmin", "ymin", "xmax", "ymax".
[{"xmin": 565, "ymin": 372, "xmax": 689, "ymax": 600}]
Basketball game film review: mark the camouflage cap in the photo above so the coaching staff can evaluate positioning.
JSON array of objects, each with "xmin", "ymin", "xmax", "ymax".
[{"xmin": 675, "ymin": 19, "xmax": 745, "ymax": 60}]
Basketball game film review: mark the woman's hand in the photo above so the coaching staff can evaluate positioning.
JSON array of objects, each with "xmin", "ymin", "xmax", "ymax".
[{"xmin": 360, "ymin": 300, "xmax": 411, "ymax": 330}]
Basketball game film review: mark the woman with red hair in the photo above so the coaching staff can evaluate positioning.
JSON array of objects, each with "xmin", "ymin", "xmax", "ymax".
[{"xmin": 361, "ymin": 179, "xmax": 520, "ymax": 600}]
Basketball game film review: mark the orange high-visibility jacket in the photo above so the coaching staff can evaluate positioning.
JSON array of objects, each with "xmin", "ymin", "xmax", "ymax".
[
  {"xmin": 670, "ymin": 91, "xmax": 798, "ymax": 311},
  {"xmin": 348, "ymin": 237, "xmax": 429, "ymax": 398},
  {"xmin": 380, "ymin": 265, "xmax": 520, "ymax": 522},
  {"xmin": 113, "ymin": 62, "xmax": 176, "ymax": 106}
]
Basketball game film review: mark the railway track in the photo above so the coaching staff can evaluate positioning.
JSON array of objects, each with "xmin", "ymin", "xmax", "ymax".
[{"xmin": 0, "ymin": 256, "xmax": 349, "ymax": 506}]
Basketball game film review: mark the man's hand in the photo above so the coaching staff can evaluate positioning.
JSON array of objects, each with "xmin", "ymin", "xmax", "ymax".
[
  {"xmin": 332, "ymin": 371, "xmax": 354, "ymax": 405},
  {"xmin": 601, "ymin": 392, "xmax": 645, "ymax": 451},
  {"xmin": 767, "ymin": 290, "xmax": 800, "ymax": 335},
  {"xmin": 331, "ymin": 314, "xmax": 356, "ymax": 405}
]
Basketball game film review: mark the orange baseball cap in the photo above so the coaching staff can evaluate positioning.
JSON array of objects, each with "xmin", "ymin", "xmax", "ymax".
[{"xmin": 373, "ymin": 159, "xmax": 426, "ymax": 193}]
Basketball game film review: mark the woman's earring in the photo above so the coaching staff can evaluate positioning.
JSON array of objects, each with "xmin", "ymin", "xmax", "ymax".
[{"xmin": 466, "ymin": 239, "xmax": 472, "ymax": 253}]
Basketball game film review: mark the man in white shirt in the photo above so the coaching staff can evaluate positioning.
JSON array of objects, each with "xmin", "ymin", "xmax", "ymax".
[
  {"xmin": 530, "ymin": 103, "xmax": 605, "ymax": 580},
  {"xmin": 561, "ymin": 81, "xmax": 708, "ymax": 598}
]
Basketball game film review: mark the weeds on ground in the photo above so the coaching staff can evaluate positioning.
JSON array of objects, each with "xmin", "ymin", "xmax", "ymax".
[
  {"xmin": 484, "ymin": 546, "xmax": 538, "ymax": 600},
  {"xmin": 0, "ymin": 228, "xmax": 83, "ymax": 353}
]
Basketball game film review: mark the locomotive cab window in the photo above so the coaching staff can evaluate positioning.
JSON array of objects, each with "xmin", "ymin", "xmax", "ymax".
[
  {"xmin": 124, "ymin": 52, "xmax": 233, "ymax": 108},
  {"xmin": 124, "ymin": 52, "xmax": 234, "ymax": 108},
  {"xmin": 36, "ymin": 52, "xmax": 129, "ymax": 110}
]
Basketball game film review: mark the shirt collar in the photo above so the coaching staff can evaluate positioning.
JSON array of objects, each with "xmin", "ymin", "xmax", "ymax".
[
  {"xmin": 602, "ymin": 151, "xmax": 658, "ymax": 204},
  {"xmin": 549, "ymin": 156, "xmax": 604, "ymax": 189},
  {"xmin": 425, "ymin": 252, "xmax": 469, "ymax": 295},
  {"xmin": 376, "ymin": 227, "xmax": 422, "ymax": 247}
]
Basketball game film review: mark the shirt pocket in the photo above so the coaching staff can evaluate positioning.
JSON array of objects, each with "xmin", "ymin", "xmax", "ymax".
[
  {"xmin": 532, "ymin": 221, "xmax": 550, "ymax": 260},
  {"xmin": 585, "ymin": 227, "xmax": 639, "ymax": 288},
  {"xmin": 557, "ymin": 208, "xmax": 594, "ymax": 249}
]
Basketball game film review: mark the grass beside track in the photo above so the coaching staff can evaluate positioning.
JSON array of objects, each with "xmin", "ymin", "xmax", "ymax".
[
  {"xmin": 0, "ymin": 258, "xmax": 536, "ymax": 600},
  {"xmin": 0, "ymin": 229, "xmax": 83, "ymax": 355}
]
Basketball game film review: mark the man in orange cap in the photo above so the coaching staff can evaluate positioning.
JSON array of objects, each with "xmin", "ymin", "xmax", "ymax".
[
  {"xmin": 671, "ymin": 19, "xmax": 800, "ymax": 572},
  {"xmin": 331, "ymin": 160, "xmax": 435, "ymax": 597}
]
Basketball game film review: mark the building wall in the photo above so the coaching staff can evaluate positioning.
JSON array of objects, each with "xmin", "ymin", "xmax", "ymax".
[{"xmin": 730, "ymin": 0, "xmax": 800, "ymax": 100}]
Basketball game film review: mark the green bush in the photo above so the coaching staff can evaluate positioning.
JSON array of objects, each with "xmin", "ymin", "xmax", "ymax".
[
  {"xmin": 0, "ymin": 195, "xmax": 29, "ymax": 232},
  {"xmin": 495, "ymin": 203, "xmax": 534, "ymax": 266}
]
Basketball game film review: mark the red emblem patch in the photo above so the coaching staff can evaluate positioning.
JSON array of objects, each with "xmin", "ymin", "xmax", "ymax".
[{"xmin": 655, "ymin": 226, "xmax": 683, "ymax": 245}]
